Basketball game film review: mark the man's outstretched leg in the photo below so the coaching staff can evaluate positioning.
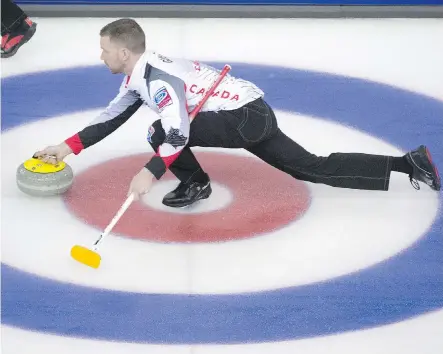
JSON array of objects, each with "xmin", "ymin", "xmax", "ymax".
[
  {"xmin": 147, "ymin": 120, "xmax": 212, "ymax": 207},
  {"xmin": 247, "ymin": 128, "xmax": 441, "ymax": 192}
]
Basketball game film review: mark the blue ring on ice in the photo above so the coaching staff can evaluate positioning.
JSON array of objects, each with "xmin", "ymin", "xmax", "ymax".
[{"xmin": 1, "ymin": 63, "xmax": 442, "ymax": 344}]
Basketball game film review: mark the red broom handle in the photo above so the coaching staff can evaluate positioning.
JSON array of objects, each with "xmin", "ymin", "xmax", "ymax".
[{"xmin": 189, "ymin": 64, "xmax": 231, "ymax": 121}]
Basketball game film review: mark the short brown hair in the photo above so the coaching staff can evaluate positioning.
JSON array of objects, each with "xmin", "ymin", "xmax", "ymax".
[{"xmin": 100, "ymin": 18, "xmax": 145, "ymax": 54}]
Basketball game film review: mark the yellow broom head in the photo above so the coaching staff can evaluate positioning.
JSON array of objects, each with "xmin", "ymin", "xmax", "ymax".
[{"xmin": 70, "ymin": 245, "xmax": 101, "ymax": 269}]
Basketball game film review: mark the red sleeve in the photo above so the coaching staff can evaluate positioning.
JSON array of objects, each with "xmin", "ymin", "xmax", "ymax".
[{"xmin": 65, "ymin": 134, "xmax": 84, "ymax": 155}]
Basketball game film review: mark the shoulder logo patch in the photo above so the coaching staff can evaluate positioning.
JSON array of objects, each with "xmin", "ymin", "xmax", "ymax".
[{"xmin": 153, "ymin": 86, "xmax": 173, "ymax": 112}]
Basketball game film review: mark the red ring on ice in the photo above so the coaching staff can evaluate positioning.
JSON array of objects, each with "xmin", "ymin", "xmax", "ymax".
[{"xmin": 62, "ymin": 152, "xmax": 311, "ymax": 243}]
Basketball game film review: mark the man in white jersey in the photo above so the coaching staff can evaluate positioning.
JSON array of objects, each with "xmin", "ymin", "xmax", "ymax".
[{"xmin": 34, "ymin": 18, "xmax": 441, "ymax": 208}]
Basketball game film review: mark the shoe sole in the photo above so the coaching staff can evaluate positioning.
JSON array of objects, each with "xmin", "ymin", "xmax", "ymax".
[
  {"xmin": 162, "ymin": 184, "xmax": 212, "ymax": 208},
  {"xmin": 425, "ymin": 147, "xmax": 441, "ymax": 191}
]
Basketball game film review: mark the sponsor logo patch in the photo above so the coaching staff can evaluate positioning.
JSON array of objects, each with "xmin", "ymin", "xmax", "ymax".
[
  {"xmin": 147, "ymin": 125, "xmax": 155, "ymax": 143},
  {"xmin": 154, "ymin": 86, "xmax": 173, "ymax": 112}
]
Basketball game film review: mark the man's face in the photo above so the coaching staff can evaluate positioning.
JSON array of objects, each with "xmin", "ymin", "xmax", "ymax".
[{"xmin": 100, "ymin": 36, "xmax": 125, "ymax": 74}]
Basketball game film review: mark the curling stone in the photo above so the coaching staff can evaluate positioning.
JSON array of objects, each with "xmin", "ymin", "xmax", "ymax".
[{"xmin": 16, "ymin": 157, "xmax": 74, "ymax": 197}]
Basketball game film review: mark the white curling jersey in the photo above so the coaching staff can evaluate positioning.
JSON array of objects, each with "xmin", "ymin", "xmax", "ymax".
[
  {"xmin": 131, "ymin": 50, "xmax": 264, "ymax": 112},
  {"xmin": 64, "ymin": 51, "xmax": 264, "ymax": 180}
]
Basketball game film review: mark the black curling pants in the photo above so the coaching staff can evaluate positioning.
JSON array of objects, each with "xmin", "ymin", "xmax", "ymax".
[
  {"xmin": 148, "ymin": 98, "xmax": 393, "ymax": 191},
  {"xmin": 1, "ymin": 0, "xmax": 27, "ymax": 36}
]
